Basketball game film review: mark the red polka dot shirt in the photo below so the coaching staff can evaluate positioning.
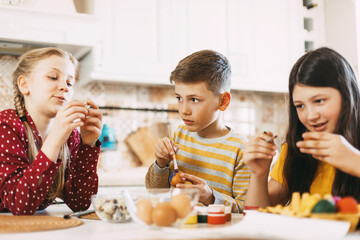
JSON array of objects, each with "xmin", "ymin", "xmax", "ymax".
[{"xmin": 0, "ymin": 109, "xmax": 101, "ymax": 215}]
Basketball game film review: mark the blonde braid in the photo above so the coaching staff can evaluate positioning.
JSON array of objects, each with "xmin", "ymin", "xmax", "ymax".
[{"xmin": 13, "ymin": 84, "xmax": 39, "ymax": 162}]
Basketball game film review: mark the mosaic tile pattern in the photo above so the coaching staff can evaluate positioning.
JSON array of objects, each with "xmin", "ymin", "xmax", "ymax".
[
  {"xmin": 0, "ymin": 55, "xmax": 288, "ymax": 173},
  {"xmin": 0, "ymin": 55, "xmax": 17, "ymax": 111}
]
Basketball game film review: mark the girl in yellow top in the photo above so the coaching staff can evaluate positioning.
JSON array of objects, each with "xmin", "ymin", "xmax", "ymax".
[{"xmin": 243, "ymin": 47, "xmax": 360, "ymax": 208}]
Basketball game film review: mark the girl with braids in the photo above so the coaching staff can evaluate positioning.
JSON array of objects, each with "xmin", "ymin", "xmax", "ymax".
[
  {"xmin": 0, "ymin": 47, "xmax": 103, "ymax": 215},
  {"xmin": 243, "ymin": 47, "xmax": 360, "ymax": 208}
]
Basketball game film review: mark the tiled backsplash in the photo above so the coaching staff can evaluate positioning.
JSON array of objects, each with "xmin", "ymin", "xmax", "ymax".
[{"xmin": 0, "ymin": 55, "xmax": 289, "ymax": 185}]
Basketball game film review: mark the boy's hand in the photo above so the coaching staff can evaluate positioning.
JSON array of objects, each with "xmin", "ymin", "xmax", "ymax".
[
  {"xmin": 175, "ymin": 172, "xmax": 215, "ymax": 206},
  {"xmin": 80, "ymin": 100, "xmax": 103, "ymax": 146},
  {"xmin": 154, "ymin": 137, "xmax": 179, "ymax": 168},
  {"xmin": 243, "ymin": 131, "xmax": 277, "ymax": 177}
]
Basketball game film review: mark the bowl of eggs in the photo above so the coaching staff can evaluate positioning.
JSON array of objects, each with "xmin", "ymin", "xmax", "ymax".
[
  {"xmin": 123, "ymin": 188, "xmax": 200, "ymax": 228},
  {"xmin": 91, "ymin": 193, "xmax": 131, "ymax": 223}
]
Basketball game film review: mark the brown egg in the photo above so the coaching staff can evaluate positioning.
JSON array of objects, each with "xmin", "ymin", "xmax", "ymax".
[
  {"xmin": 136, "ymin": 199, "xmax": 153, "ymax": 225},
  {"xmin": 171, "ymin": 170, "xmax": 185, "ymax": 187},
  {"xmin": 151, "ymin": 202, "xmax": 177, "ymax": 226},
  {"xmin": 170, "ymin": 193, "xmax": 191, "ymax": 219}
]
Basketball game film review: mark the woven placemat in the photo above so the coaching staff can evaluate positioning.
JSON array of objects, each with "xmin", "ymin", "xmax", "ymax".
[
  {"xmin": 79, "ymin": 212, "xmax": 100, "ymax": 220},
  {"xmin": 0, "ymin": 215, "xmax": 83, "ymax": 233}
]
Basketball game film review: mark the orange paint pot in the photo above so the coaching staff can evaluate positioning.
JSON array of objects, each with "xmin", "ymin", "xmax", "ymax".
[{"xmin": 207, "ymin": 204, "xmax": 226, "ymax": 224}]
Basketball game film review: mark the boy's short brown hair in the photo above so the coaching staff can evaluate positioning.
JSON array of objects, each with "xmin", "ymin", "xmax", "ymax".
[{"xmin": 170, "ymin": 49, "xmax": 231, "ymax": 95}]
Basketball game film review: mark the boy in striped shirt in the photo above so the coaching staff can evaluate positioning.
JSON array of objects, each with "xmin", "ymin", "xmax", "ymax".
[{"xmin": 145, "ymin": 50, "xmax": 250, "ymax": 213}]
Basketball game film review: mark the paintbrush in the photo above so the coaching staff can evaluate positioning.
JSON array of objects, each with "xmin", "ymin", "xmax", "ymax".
[
  {"xmin": 167, "ymin": 125, "xmax": 178, "ymax": 170},
  {"xmin": 63, "ymin": 209, "xmax": 95, "ymax": 219}
]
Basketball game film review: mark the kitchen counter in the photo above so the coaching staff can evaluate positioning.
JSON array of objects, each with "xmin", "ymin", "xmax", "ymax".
[{"xmin": 1, "ymin": 187, "xmax": 360, "ymax": 240}]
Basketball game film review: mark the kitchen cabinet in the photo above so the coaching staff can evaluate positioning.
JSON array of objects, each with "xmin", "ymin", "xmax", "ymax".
[
  {"xmin": 89, "ymin": 0, "xmax": 305, "ymax": 92},
  {"xmin": 323, "ymin": 0, "xmax": 360, "ymax": 79},
  {"xmin": 0, "ymin": 5, "xmax": 98, "ymax": 60},
  {"xmin": 228, "ymin": 0, "xmax": 304, "ymax": 92},
  {"xmin": 90, "ymin": 0, "xmax": 173, "ymax": 85}
]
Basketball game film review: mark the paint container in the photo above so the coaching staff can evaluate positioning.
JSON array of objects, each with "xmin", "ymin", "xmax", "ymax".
[
  {"xmin": 184, "ymin": 210, "xmax": 197, "ymax": 224},
  {"xmin": 207, "ymin": 204, "xmax": 226, "ymax": 224},
  {"xmin": 195, "ymin": 206, "xmax": 208, "ymax": 223},
  {"xmin": 225, "ymin": 205, "xmax": 232, "ymax": 222}
]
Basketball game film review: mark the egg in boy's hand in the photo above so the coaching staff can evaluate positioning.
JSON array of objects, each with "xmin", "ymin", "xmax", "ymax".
[{"xmin": 170, "ymin": 170, "xmax": 185, "ymax": 187}]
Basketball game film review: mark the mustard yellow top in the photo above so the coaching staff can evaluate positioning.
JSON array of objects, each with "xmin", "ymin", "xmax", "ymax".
[{"xmin": 270, "ymin": 143, "xmax": 336, "ymax": 195}]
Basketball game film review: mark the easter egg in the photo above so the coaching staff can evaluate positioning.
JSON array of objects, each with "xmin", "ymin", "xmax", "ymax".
[
  {"xmin": 333, "ymin": 196, "xmax": 342, "ymax": 205},
  {"xmin": 170, "ymin": 193, "xmax": 191, "ymax": 219},
  {"xmin": 152, "ymin": 202, "xmax": 177, "ymax": 226},
  {"xmin": 170, "ymin": 170, "xmax": 185, "ymax": 187},
  {"xmin": 311, "ymin": 199, "xmax": 337, "ymax": 213},
  {"xmin": 336, "ymin": 196, "xmax": 358, "ymax": 214},
  {"xmin": 136, "ymin": 199, "xmax": 153, "ymax": 225}
]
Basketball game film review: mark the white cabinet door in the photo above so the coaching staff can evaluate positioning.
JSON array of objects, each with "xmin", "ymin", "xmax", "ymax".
[
  {"xmin": 170, "ymin": 0, "xmax": 228, "ymax": 58},
  {"xmin": 167, "ymin": 0, "xmax": 229, "ymax": 80},
  {"xmin": 230, "ymin": 0, "xmax": 303, "ymax": 92},
  {"xmin": 92, "ymin": 0, "xmax": 173, "ymax": 85},
  {"xmin": 324, "ymin": 0, "xmax": 359, "ymax": 78}
]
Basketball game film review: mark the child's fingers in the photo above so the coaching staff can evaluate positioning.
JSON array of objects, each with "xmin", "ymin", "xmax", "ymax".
[
  {"xmin": 86, "ymin": 108, "xmax": 103, "ymax": 119},
  {"xmin": 262, "ymin": 131, "xmax": 274, "ymax": 138},
  {"xmin": 154, "ymin": 142, "xmax": 171, "ymax": 159},
  {"xmin": 84, "ymin": 100, "xmax": 99, "ymax": 109},
  {"xmin": 246, "ymin": 144, "xmax": 277, "ymax": 156},
  {"xmin": 61, "ymin": 105, "xmax": 88, "ymax": 119},
  {"xmin": 181, "ymin": 173, "xmax": 203, "ymax": 185},
  {"xmin": 298, "ymin": 146, "xmax": 329, "ymax": 157},
  {"xmin": 302, "ymin": 132, "xmax": 330, "ymax": 140},
  {"xmin": 61, "ymin": 101, "xmax": 86, "ymax": 111},
  {"xmin": 248, "ymin": 136, "xmax": 277, "ymax": 151},
  {"xmin": 65, "ymin": 112, "xmax": 86, "ymax": 123},
  {"xmin": 296, "ymin": 139, "xmax": 328, "ymax": 149},
  {"xmin": 161, "ymin": 137, "xmax": 174, "ymax": 155},
  {"xmin": 68, "ymin": 121, "xmax": 84, "ymax": 130},
  {"xmin": 176, "ymin": 183, "xmax": 196, "ymax": 189},
  {"xmin": 83, "ymin": 117, "xmax": 102, "ymax": 129}
]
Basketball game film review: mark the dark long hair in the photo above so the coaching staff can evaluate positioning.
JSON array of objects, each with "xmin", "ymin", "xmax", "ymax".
[{"xmin": 284, "ymin": 47, "xmax": 360, "ymax": 202}]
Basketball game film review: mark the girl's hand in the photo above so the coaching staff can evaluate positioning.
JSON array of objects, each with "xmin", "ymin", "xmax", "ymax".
[
  {"xmin": 154, "ymin": 137, "xmax": 179, "ymax": 168},
  {"xmin": 296, "ymin": 132, "xmax": 360, "ymax": 176},
  {"xmin": 175, "ymin": 173, "xmax": 215, "ymax": 206},
  {"xmin": 80, "ymin": 100, "xmax": 103, "ymax": 146},
  {"xmin": 243, "ymin": 132, "xmax": 277, "ymax": 177},
  {"xmin": 43, "ymin": 101, "xmax": 88, "ymax": 162}
]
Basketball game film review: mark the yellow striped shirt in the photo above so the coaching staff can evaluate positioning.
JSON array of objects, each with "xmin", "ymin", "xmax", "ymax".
[{"xmin": 145, "ymin": 125, "xmax": 250, "ymax": 213}]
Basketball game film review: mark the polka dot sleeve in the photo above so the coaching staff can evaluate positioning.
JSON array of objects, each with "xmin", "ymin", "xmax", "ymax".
[
  {"xmin": 62, "ymin": 129, "xmax": 100, "ymax": 212},
  {"xmin": 0, "ymin": 110, "xmax": 61, "ymax": 215}
]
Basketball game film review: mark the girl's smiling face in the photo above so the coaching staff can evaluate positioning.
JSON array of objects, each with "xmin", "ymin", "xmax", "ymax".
[{"xmin": 292, "ymin": 83, "xmax": 342, "ymax": 133}]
